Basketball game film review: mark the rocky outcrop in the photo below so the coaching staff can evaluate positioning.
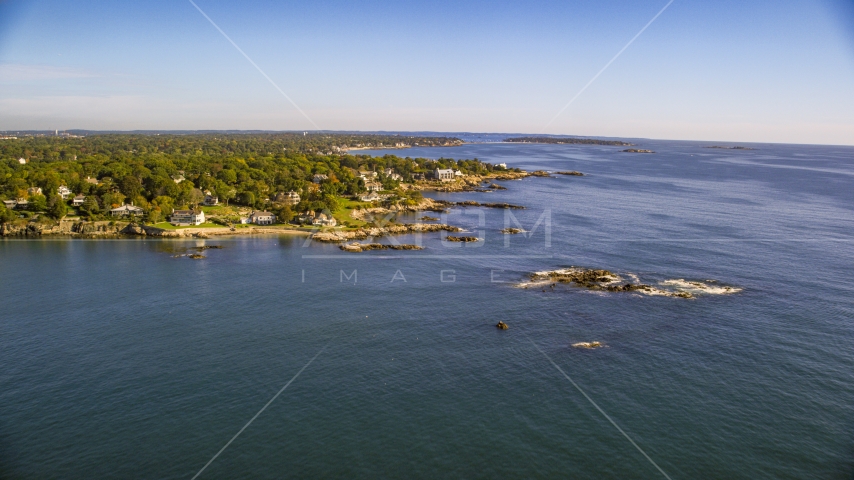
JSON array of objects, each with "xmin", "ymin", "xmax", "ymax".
[
  {"xmin": 521, "ymin": 267, "xmax": 739, "ymax": 299},
  {"xmin": 420, "ymin": 216, "xmax": 439, "ymax": 222},
  {"xmin": 435, "ymin": 200, "xmax": 525, "ymax": 209},
  {"xmin": 446, "ymin": 236, "xmax": 479, "ymax": 242},
  {"xmin": 621, "ymin": 149, "xmax": 655, "ymax": 153},
  {"xmin": 339, "ymin": 242, "xmax": 424, "ymax": 252},
  {"xmin": 530, "ymin": 268, "xmax": 619, "ymax": 287},
  {"xmin": 311, "ymin": 223, "xmax": 462, "ymax": 243},
  {"xmin": 572, "ymin": 341, "xmax": 603, "ymax": 349},
  {"xmin": 529, "ymin": 170, "xmax": 552, "ymax": 177},
  {"xmin": 500, "ymin": 228, "xmax": 524, "ymax": 234},
  {"xmin": 496, "ymin": 321, "xmax": 508, "ymax": 330},
  {"xmin": 555, "ymin": 171, "xmax": 584, "ymax": 176}
]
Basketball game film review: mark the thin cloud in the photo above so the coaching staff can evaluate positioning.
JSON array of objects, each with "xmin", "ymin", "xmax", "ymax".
[{"xmin": 0, "ymin": 64, "xmax": 99, "ymax": 81}]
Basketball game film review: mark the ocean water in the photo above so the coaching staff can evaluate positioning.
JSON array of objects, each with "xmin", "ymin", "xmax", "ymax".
[{"xmin": 2, "ymin": 140, "xmax": 854, "ymax": 479}]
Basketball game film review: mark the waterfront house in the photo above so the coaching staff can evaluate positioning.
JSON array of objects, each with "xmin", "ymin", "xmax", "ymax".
[
  {"xmin": 170, "ymin": 208, "xmax": 205, "ymax": 226},
  {"xmin": 497, "ymin": 163, "xmax": 507, "ymax": 169},
  {"xmin": 58, "ymin": 186, "xmax": 72, "ymax": 199},
  {"xmin": 14, "ymin": 198, "xmax": 28, "ymax": 210},
  {"xmin": 311, "ymin": 212, "xmax": 337, "ymax": 227},
  {"xmin": 110, "ymin": 204, "xmax": 144, "ymax": 217},
  {"xmin": 359, "ymin": 192, "xmax": 381, "ymax": 202},
  {"xmin": 72, "ymin": 195, "xmax": 85, "ymax": 207},
  {"xmin": 3, "ymin": 199, "xmax": 17, "ymax": 209},
  {"xmin": 434, "ymin": 169, "xmax": 455, "ymax": 182},
  {"xmin": 249, "ymin": 211, "xmax": 276, "ymax": 225},
  {"xmin": 365, "ymin": 181, "xmax": 383, "ymax": 192}
]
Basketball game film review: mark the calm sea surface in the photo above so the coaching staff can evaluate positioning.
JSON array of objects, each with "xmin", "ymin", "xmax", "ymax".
[{"xmin": 2, "ymin": 140, "xmax": 854, "ymax": 479}]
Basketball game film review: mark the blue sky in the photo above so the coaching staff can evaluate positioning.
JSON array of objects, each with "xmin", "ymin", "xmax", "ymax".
[{"xmin": 1, "ymin": 0, "xmax": 853, "ymax": 144}]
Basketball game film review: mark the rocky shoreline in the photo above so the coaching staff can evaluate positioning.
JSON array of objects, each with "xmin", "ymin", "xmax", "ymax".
[
  {"xmin": 310, "ymin": 223, "xmax": 461, "ymax": 243},
  {"xmin": 0, "ymin": 219, "xmax": 310, "ymax": 239}
]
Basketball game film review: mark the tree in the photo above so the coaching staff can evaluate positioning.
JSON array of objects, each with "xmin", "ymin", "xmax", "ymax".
[
  {"xmin": 48, "ymin": 194, "xmax": 67, "ymax": 219},
  {"xmin": 28, "ymin": 194, "xmax": 47, "ymax": 212},
  {"xmin": 189, "ymin": 188, "xmax": 205, "ymax": 206},
  {"xmin": 82, "ymin": 196, "xmax": 100, "ymax": 215},
  {"xmin": 240, "ymin": 191, "xmax": 255, "ymax": 206},
  {"xmin": 119, "ymin": 175, "xmax": 143, "ymax": 198},
  {"xmin": 273, "ymin": 204, "xmax": 293, "ymax": 223}
]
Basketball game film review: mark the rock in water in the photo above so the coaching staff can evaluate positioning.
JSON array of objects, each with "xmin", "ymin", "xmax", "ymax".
[
  {"xmin": 446, "ymin": 236, "xmax": 479, "ymax": 242},
  {"xmin": 572, "ymin": 341, "xmax": 602, "ymax": 349},
  {"xmin": 496, "ymin": 321, "xmax": 509, "ymax": 330}
]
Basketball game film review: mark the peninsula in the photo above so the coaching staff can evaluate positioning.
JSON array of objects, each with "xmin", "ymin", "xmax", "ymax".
[{"xmin": 504, "ymin": 136, "xmax": 633, "ymax": 146}]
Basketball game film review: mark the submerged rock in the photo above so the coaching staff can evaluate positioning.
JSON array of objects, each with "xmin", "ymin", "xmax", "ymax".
[
  {"xmin": 500, "ymin": 228, "xmax": 524, "ymax": 234},
  {"xmin": 188, "ymin": 254, "xmax": 206, "ymax": 259}
]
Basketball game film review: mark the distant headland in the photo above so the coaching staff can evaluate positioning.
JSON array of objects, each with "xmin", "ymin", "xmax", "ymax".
[{"xmin": 503, "ymin": 136, "xmax": 633, "ymax": 146}]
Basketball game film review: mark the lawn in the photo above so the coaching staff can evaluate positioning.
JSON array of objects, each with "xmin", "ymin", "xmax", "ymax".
[
  {"xmin": 151, "ymin": 222, "xmax": 223, "ymax": 230},
  {"xmin": 333, "ymin": 199, "xmax": 370, "ymax": 228}
]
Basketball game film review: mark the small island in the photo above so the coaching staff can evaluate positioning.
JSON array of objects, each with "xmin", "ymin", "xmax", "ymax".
[
  {"xmin": 555, "ymin": 171, "xmax": 584, "ymax": 176},
  {"xmin": 704, "ymin": 146, "xmax": 756, "ymax": 150},
  {"xmin": 621, "ymin": 149, "xmax": 655, "ymax": 153}
]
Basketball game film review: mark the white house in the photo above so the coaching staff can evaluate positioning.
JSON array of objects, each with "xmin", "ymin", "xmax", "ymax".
[
  {"xmin": 28, "ymin": 187, "xmax": 42, "ymax": 196},
  {"xmin": 365, "ymin": 181, "xmax": 383, "ymax": 192},
  {"xmin": 170, "ymin": 208, "xmax": 205, "ymax": 226},
  {"xmin": 58, "ymin": 186, "xmax": 73, "ymax": 199},
  {"xmin": 384, "ymin": 168, "xmax": 403, "ymax": 181},
  {"xmin": 172, "ymin": 174, "xmax": 185, "ymax": 184},
  {"xmin": 85, "ymin": 177, "xmax": 99, "ymax": 185},
  {"xmin": 359, "ymin": 192, "xmax": 381, "ymax": 202},
  {"xmin": 359, "ymin": 170, "xmax": 377, "ymax": 180},
  {"xmin": 434, "ymin": 169, "xmax": 455, "ymax": 182},
  {"xmin": 284, "ymin": 191, "xmax": 300, "ymax": 205},
  {"xmin": 203, "ymin": 194, "xmax": 219, "ymax": 206},
  {"xmin": 497, "ymin": 163, "xmax": 507, "ymax": 169},
  {"xmin": 312, "ymin": 174, "xmax": 328, "ymax": 183},
  {"xmin": 3, "ymin": 199, "xmax": 17, "ymax": 209},
  {"xmin": 72, "ymin": 195, "xmax": 85, "ymax": 207},
  {"xmin": 249, "ymin": 211, "xmax": 276, "ymax": 225},
  {"xmin": 110, "ymin": 204, "xmax": 144, "ymax": 217},
  {"xmin": 311, "ymin": 212, "xmax": 337, "ymax": 227},
  {"xmin": 454, "ymin": 170, "xmax": 463, "ymax": 177},
  {"xmin": 17, "ymin": 158, "xmax": 26, "ymax": 164}
]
